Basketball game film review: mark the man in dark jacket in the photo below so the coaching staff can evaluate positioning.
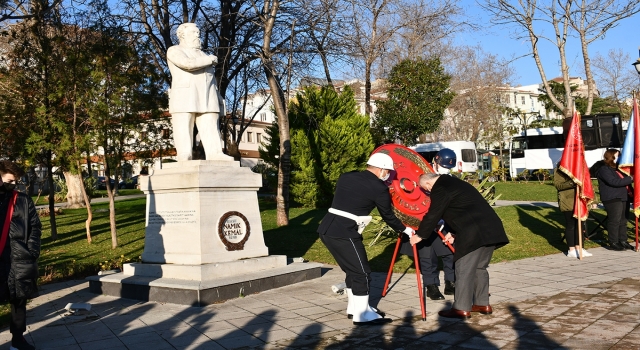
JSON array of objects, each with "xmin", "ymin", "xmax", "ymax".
[
  {"xmin": 0, "ymin": 161, "xmax": 41, "ymax": 350},
  {"xmin": 318, "ymin": 153, "xmax": 413, "ymax": 325},
  {"xmin": 410, "ymin": 173, "xmax": 509, "ymax": 319}
]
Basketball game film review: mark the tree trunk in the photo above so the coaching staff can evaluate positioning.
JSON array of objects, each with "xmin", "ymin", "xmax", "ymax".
[
  {"xmin": 265, "ymin": 65, "xmax": 290, "ymax": 226},
  {"xmin": 104, "ymin": 143, "xmax": 118, "ymax": 249},
  {"xmin": 46, "ymin": 154, "xmax": 57, "ymax": 240},
  {"xmin": 260, "ymin": 0, "xmax": 289, "ymax": 226},
  {"xmin": 63, "ymin": 171, "xmax": 86, "ymax": 209},
  {"xmin": 579, "ymin": 32, "xmax": 595, "ymax": 115},
  {"xmin": 77, "ymin": 160, "xmax": 92, "ymax": 243},
  {"xmin": 364, "ymin": 63, "xmax": 372, "ymax": 116}
]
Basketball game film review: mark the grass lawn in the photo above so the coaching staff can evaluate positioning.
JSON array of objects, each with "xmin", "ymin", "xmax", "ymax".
[{"xmin": 491, "ymin": 179, "xmax": 600, "ymax": 202}]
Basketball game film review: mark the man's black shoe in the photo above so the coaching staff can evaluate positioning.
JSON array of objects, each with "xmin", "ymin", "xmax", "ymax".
[
  {"xmin": 426, "ymin": 284, "xmax": 445, "ymax": 300},
  {"xmin": 621, "ymin": 241, "xmax": 635, "ymax": 250},
  {"xmin": 444, "ymin": 280, "xmax": 455, "ymax": 295},
  {"xmin": 353, "ymin": 317, "xmax": 393, "ymax": 326},
  {"xmin": 609, "ymin": 242, "xmax": 625, "ymax": 251}
]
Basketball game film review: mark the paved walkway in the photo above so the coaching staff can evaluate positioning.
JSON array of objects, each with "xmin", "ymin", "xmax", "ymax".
[{"xmin": 1, "ymin": 245, "xmax": 639, "ymax": 350}]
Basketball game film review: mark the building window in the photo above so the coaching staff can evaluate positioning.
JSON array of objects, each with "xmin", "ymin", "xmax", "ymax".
[
  {"xmin": 260, "ymin": 112, "xmax": 267, "ymax": 121},
  {"xmin": 257, "ymin": 133, "xmax": 262, "ymax": 144},
  {"xmin": 521, "ymin": 96, "xmax": 526, "ymax": 105},
  {"xmin": 247, "ymin": 132, "xmax": 253, "ymax": 143}
]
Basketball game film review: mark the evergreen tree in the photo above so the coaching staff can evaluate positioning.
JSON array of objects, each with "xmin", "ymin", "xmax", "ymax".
[
  {"xmin": 286, "ymin": 86, "xmax": 373, "ymax": 208},
  {"xmin": 373, "ymin": 58, "xmax": 455, "ymax": 145}
]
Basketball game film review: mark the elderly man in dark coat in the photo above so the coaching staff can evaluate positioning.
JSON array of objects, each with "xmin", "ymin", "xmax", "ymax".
[
  {"xmin": 0, "ymin": 161, "xmax": 41, "ymax": 350},
  {"xmin": 410, "ymin": 172, "xmax": 509, "ymax": 319}
]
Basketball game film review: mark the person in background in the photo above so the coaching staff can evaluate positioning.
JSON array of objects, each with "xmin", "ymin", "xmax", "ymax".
[
  {"xmin": 0, "ymin": 161, "xmax": 41, "ymax": 350},
  {"xmin": 400, "ymin": 148, "xmax": 457, "ymax": 300},
  {"xmin": 590, "ymin": 149, "xmax": 634, "ymax": 251},
  {"xmin": 553, "ymin": 165, "xmax": 593, "ymax": 258}
]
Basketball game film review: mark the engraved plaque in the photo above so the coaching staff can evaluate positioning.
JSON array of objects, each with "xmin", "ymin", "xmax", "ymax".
[{"xmin": 218, "ymin": 211, "xmax": 251, "ymax": 251}]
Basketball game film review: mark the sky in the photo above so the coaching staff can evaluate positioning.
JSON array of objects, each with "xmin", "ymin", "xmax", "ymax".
[{"xmin": 454, "ymin": 1, "xmax": 639, "ymax": 87}]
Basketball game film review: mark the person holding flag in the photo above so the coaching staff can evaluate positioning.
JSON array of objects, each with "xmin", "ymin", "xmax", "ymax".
[
  {"xmin": 590, "ymin": 150, "xmax": 633, "ymax": 251},
  {"xmin": 615, "ymin": 93, "xmax": 640, "ymax": 250},
  {"xmin": 557, "ymin": 110, "xmax": 595, "ymax": 259},
  {"xmin": 554, "ymin": 164, "xmax": 592, "ymax": 257}
]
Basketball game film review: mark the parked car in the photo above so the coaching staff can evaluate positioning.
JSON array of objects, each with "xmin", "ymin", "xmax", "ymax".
[
  {"xmin": 97, "ymin": 176, "xmax": 116, "ymax": 190},
  {"xmin": 119, "ymin": 175, "xmax": 139, "ymax": 189}
]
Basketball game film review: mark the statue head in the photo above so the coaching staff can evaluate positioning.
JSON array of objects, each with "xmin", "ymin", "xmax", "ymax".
[{"xmin": 177, "ymin": 23, "xmax": 201, "ymax": 49}]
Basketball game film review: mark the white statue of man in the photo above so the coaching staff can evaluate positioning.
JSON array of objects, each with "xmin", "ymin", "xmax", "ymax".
[{"xmin": 167, "ymin": 23, "xmax": 232, "ymax": 161}]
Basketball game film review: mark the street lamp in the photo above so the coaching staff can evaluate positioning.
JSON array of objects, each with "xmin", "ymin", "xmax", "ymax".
[
  {"xmin": 511, "ymin": 110, "xmax": 543, "ymax": 148},
  {"xmin": 633, "ymin": 46, "xmax": 640, "ymax": 76}
]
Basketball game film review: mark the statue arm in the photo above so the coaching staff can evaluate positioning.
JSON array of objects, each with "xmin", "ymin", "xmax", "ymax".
[{"xmin": 167, "ymin": 47, "xmax": 215, "ymax": 72}]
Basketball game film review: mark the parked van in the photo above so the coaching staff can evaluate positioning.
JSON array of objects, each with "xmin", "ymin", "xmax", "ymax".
[{"xmin": 410, "ymin": 141, "xmax": 478, "ymax": 173}]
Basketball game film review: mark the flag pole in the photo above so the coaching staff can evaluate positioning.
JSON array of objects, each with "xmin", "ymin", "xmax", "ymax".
[
  {"xmin": 635, "ymin": 216, "xmax": 638, "ymax": 252},
  {"xmin": 576, "ymin": 187, "xmax": 583, "ymax": 260},
  {"xmin": 635, "ymin": 90, "xmax": 639, "ymax": 253}
]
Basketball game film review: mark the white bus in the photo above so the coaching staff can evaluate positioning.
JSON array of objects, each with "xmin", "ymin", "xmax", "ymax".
[
  {"xmin": 508, "ymin": 126, "xmax": 625, "ymax": 178},
  {"xmin": 410, "ymin": 141, "xmax": 478, "ymax": 173}
]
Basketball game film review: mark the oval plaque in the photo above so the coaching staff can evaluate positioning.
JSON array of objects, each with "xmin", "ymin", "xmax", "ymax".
[{"xmin": 218, "ymin": 211, "xmax": 251, "ymax": 251}]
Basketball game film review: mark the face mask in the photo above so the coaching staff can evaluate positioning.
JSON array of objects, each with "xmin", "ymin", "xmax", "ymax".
[
  {"xmin": 2, "ymin": 182, "xmax": 15, "ymax": 192},
  {"xmin": 436, "ymin": 166, "xmax": 451, "ymax": 175},
  {"xmin": 614, "ymin": 156, "xmax": 619, "ymax": 164},
  {"xmin": 380, "ymin": 170, "xmax": 390, "ymax": 182}
]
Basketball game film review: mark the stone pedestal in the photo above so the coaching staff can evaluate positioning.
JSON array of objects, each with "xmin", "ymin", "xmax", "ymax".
[
  {"xmin": 87, "ymin": 160, "xmax": 322, "ymax": 306},
  {"xmin": 140, "ymin": 159, "xmax": 268, "ymax": 265}
]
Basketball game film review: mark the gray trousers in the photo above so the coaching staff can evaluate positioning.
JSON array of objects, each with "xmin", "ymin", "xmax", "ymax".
[{"xmin": 452, "ymin": 245, "xmax": 494, "ymax": 311}]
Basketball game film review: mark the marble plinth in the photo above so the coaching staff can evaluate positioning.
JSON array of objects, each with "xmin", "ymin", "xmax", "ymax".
[{"xmin": 86, "ymin": 159, "xmax": 322, "ymax": 305}]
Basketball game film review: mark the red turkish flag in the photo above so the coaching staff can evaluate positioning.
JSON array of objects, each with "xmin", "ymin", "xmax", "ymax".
[{"xmin": 558, "ymin": 111, "xmax": 594, "ymax": 221}]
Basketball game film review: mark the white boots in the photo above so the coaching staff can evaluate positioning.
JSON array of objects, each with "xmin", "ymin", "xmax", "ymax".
[
  {"xmin": 346, "ymin": 288, "xmax": 355, "ymax": 318},
  {"xmin": 346, "ymin": 288, "xmax": 392, "ymax": 325}
]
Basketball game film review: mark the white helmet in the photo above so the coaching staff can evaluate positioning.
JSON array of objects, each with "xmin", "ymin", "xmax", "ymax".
[{"xmin": 367, "ymin": 153, "xmax": 394, "ymax": 170}]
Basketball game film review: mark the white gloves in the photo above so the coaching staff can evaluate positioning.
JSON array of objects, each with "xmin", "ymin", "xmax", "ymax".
[{"xmin": 403, "ymin": 227, "xmax": 415, "ymax": 237}]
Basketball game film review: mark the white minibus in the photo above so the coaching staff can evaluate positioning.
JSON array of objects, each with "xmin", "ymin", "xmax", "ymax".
[{"xmin": 410, "ymin": 141, "xmax": 478, "ymax": 173}]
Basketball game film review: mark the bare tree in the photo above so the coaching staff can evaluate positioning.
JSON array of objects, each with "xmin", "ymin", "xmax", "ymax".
[
  {"xmin": 436, "ymin": 46, "xmax": 514, "ymax": 142},
  {"xmin": 590, "ymin": 49, "xmax": 639, "ymax": 111},
  {"xmin": 343, "ymin": 0, "xmax": 461, "ymax": 116},
  {"xmin": 567, "ymin": 0, "xmax": 640, "ymax": 114},
  {"xmin": 0, "ymin": 0, "xmax": 63, "ymax": 24},
  {"xmin": 252, "ymin": 0, "xmax": 291, "ymax": 226},
  {"xmin": 483, "ymin": 0, "xmax": 640, "ymax": 118}
]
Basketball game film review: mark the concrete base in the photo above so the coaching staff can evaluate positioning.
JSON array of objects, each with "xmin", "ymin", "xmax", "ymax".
[
  {"xmin": 122, "ymin": 256, "xmax": 287, "ymax": 280},
  {"xmin": 87, "ymin": 262, "xmax": 323, "ymax": 306}
]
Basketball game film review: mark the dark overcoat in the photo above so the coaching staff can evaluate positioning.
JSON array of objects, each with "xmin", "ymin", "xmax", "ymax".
[
  {"xmin": 0, "ymin": 191, "xmax": 42, "ymax": 302},
  {"xmin": 591, "ymin": 161, "xmax": 632, "ymax": 202},
  {"xmin": 415, "ymin": 176, "xmax": 508, "ymax": 262}
]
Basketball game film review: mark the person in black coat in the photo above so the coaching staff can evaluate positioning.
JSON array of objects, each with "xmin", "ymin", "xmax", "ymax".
[
  {"xmin": 318, "ymin": 153, "xmax": 413, "ymax": 326},
  {"xmin": 410, "ymin": 173, "xmax": 509, "ymax": 319},
  {"xmin": 590, "ymin": 149, "xmax": 634, "ymax": 251},
  {"xmin": 0, "ymin": 161, "xmax": 41, "ymax": 350}
]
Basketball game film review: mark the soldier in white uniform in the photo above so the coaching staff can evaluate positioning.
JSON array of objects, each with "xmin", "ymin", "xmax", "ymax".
[{"xmin": 318, "ymin": 153, "xmax": 413, "ymax": 325}]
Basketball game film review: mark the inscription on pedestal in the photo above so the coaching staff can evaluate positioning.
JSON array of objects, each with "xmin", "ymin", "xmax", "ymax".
[
  {"xmin": 218, "ymin": 211, "xmax": 251, "ymax": 251},
  {"xmin": 148, "ymin": 210, "xmax": 197, "ymax": 226}
]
